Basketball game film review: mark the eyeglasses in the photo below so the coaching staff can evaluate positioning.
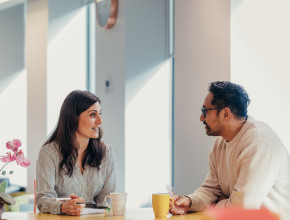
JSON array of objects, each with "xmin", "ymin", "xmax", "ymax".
[{"xmin": 201, "ymin": 107, "xmax": 220, "ymax": 118}]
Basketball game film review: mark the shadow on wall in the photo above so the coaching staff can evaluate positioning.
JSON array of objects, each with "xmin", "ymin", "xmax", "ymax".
[
  {"xmin": 231, "ymin": 0, "xmax": 245, "ymax": 11},
  {"xmin": 0, "ymin": 3, "xmax": 25, "ymax": 93},
  {"xmin": 48, "ymin": 0, "xmax": 88, "ymax": 43}
]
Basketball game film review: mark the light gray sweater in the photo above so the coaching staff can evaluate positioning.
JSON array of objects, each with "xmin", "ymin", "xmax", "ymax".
[
  {"xmin": 188, "ymin": 116, "xmax": 290, "ymax": 220},
  {"xmin": 36, "ymin": 142, "xmax": 116, "ymax": 214}
]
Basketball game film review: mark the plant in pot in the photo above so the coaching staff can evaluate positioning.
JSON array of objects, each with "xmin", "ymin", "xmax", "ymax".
[{"xmin": 0, "ymin": 139, "xmax": 30, "ymax": 218}]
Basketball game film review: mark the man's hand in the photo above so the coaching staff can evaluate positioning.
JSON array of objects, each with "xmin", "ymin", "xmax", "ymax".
[
  {"xmin": 169, "ymin": 195, "xmax": 191, "ymax": 215},
  {"xmin": 61, "ymin": 194, "xmax": 85, "ymax": 216}
]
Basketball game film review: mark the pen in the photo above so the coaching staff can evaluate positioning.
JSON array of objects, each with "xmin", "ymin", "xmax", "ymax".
[
  {"xmin": 54, "ymin": 198, "xmax": 72, "ymax": 202},
  {"xmin": 54, "ymin": 196, "xmax": 79, "ymax": 202}
]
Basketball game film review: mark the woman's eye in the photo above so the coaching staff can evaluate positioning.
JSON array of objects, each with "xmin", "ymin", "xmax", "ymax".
[{"xmin": 90, "ymin": 112, "xmax": 101, "ymax": 117}]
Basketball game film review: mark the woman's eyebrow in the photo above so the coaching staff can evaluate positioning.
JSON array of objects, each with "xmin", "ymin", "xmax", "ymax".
[{"xmin": 88, "ymin": 109, "xmax": 101, "ymax": 113}]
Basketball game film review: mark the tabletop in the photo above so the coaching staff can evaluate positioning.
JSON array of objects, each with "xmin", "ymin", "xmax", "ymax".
[{"xmin": 2, "ymin": 208, "xmax": 209, "ymax": 220}]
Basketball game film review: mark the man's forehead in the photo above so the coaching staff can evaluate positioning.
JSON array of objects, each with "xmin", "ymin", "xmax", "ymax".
[{"xmin": 203, "ymin": 92, "xmax": 213, "ymax": 106}]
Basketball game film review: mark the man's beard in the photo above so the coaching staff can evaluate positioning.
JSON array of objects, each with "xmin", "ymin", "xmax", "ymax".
[{"xmin": 203, "ymin": 121, "xmax": 222, "ymax": 136}]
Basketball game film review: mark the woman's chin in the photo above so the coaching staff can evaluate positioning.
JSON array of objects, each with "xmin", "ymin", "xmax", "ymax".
[{"xmin": 91, "ymin": 134, "xmax": 99, "ymax": 139}]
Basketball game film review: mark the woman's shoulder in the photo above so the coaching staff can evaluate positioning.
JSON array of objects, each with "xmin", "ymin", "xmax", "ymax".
[
  {"xmin": 39, "ymin": 141, "xmax": 60, "ymax": 159},
  {"xmin": 102, "ymin": 142, "xmax": 114, "ymax": 163},
  {"xmin": 103, "ymin": 142, "xmax": 112, "ymax": 152}
]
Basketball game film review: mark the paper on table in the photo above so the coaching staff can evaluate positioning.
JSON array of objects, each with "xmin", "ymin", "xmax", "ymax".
[{"xmin": 82, "ymin": 208, "xmax": 104, "ymax": 215}]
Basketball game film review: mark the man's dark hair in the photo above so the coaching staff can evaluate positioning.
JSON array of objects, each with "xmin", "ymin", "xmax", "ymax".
[{"xmin": 209, "ymin": 81, "xmax": 250, "ymax": 118}]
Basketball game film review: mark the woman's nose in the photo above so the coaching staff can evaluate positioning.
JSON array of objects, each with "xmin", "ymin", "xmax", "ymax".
[{"xmin": 97, "ymin": 114, "xmax": 102, "ymax": 124}]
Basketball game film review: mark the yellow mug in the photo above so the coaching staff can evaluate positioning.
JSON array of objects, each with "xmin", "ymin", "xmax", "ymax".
[{"xmin": 152, "ymin": 193, "xmax": 174, "ymax": 218}]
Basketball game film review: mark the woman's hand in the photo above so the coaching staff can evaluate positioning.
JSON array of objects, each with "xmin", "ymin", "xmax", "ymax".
[
  {"xmin": 61, "ymin": 194, "xmax": 85, "ymax": 216},
  {"xmin": 68, "ymin": 193, "xmax": 80, "ymax": 199},
  {"xmin": 169, "ymin": 195, "xmax": 191, "ymax": 215}
]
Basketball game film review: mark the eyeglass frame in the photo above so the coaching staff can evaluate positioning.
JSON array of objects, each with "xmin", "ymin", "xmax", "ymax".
[{"xmin": 201, "ymin": 106, "xmax": 221, "ymax": 118}]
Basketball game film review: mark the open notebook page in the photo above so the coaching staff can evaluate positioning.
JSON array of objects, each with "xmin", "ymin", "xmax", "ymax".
[{"xmin": 82, "ymin": 208, "xmax": 104, "ymax": 215}]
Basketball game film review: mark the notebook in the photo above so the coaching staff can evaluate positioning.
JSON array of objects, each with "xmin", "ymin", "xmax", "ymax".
[{"xmin": 82, "ymin": 208, "xmax": 104, "ymax": 215}]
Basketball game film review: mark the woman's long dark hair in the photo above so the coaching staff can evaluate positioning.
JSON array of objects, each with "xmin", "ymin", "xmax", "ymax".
[{"xmin": 44, "ymin": 90, "xmax": 106, "ymax": 177}]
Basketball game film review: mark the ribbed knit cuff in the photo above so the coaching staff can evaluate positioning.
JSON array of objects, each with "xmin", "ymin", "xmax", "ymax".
[{"xmin": 184, "ymin": 195, "xmax": 192, "ymax": 209}]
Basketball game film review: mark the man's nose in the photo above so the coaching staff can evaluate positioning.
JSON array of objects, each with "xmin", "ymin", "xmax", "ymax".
[{"xmin": 200, "ymin": 113, "xmax": 204, "ymax": 122}]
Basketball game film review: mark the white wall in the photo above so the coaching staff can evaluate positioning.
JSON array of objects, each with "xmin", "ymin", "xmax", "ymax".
[
  {"xmin": 95, "ymin": 0, "xmax": 126, "ymax": 193},
  {"xmin": 125, "ymin": 0, "xmax": 172, "ymax": 208},
  {"xmin": 95, "ymin": 1, "xmax": 172, "ymax": 207},
  {"xmin": 231, "ymin": 0, "xmax": 290, "ymax": 152},
  {"xmin": 174, "ymin": 0, "xmax": 230, "ymax": 194},
  {"xmin": 47, "ymin": 0, "xmax": 88, "ymax": 133},
  {"xmin": 0, "ymin": 3, "xmax": 27, "ymax": 186},
  {"xmin": 26, "ymin": 0, "xmax": 48, "ymax": 192}
]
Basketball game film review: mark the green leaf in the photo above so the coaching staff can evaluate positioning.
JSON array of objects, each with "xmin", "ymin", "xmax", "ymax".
[{"xmin": 0, "ymin": 181, "xmax": 6, "ymax": 193}]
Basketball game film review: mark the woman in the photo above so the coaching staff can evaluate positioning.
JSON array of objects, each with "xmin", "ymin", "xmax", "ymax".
[{"xmin": 36, "ymin": 90, "xmax": 116, "ymax": 215}]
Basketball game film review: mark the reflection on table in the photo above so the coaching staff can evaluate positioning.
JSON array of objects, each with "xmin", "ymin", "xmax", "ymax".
[{"xmin": 2, "ymin": 208, "xmax": 207, "ymax": 220}]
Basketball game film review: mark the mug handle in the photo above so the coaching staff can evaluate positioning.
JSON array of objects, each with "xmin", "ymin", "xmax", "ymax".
[
  {"xmin": 169, "ymin": 197, "xmax": 174, "ymax": 209},
  {"xmin": 104, "ymin": 195, "xmax": 112, "ymax": 209}
]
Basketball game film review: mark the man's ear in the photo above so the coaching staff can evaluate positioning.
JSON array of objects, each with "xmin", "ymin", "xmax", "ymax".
[{"xmin": 223, "ymin": 107, "xmax": 231, "ymax": 119}]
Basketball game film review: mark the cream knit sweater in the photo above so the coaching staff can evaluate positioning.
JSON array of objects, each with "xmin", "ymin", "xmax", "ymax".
[{"xmin": 188, "ymin": 116, "xmax": 290, "ymax": 220}]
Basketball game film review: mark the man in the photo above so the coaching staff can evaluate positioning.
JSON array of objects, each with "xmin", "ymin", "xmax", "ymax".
[{"xmin": 170, "ymin": 81, "xmax": 290, "ymax": 220}]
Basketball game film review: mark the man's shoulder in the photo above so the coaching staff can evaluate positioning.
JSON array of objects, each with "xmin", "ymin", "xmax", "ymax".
[
  {"xmin": 240, "ymin": 116, "xmax": 287, "ymax": 155},
  {"xmin": 246, "ymin": 116, "xmax": 281, "ymax": 141},
  {"xmin": 246, "ymin": 116, "xmax": 274, "ymax": 132},
  {"xmin": 239, "ymin": 116, "xmax": 273, "ymax": 139}
]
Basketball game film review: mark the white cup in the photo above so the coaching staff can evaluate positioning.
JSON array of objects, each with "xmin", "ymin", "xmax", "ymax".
[{"xmin": 104, "ymin": 193, "xmax": 127, "ymax": 216}]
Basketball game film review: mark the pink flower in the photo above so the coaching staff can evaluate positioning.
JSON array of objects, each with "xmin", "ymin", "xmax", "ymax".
[
  {"xmin": 6, "ymin": 139, "xmax": 22, "ymax": 153},
  {"xmin": 0, "ymin": 139, "xmax": 30, "ymax": 175},
  {"xmin": 0, "ymin": 152, "xmax": 16, "ymax": 163},
  {"xmin": 15, "ymin": 150, "xmax": 31, "ymax": 167}
]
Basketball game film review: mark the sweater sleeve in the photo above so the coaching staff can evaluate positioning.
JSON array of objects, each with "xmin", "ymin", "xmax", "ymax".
[
  {"xmin": 188, "ymin": 149, "xmax": 224, "ymax": 212},
  {"xmin": 36, "ymin": 144, "xmax": 63, "ymax": 214},
  {"xmin": 94, "ymin": 145, "xmax": 116, "ymax": 206},
  {"xmin": 216, "ymin": 138, "xmax": 279, "ymax": 208}
]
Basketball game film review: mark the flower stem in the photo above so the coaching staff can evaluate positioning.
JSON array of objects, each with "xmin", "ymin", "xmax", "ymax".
[{"xmin": 0, "ymin": 162, "xmax": 9, "ymax": 173}]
